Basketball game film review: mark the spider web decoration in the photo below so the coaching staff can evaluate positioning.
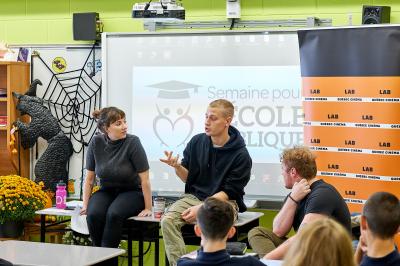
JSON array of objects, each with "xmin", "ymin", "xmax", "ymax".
[{"xmin": 32, "ymin": 44, "xmax": 101, "ymax": 198}]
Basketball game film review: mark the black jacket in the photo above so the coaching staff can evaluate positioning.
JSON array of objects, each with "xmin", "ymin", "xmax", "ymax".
[
  {"xmin": 181, "ymin": 126, "xmax": 252, "ymax": 212},
  {"xmin": 177, "ymin": 249, "xmax": 264, "ymax": 266}
]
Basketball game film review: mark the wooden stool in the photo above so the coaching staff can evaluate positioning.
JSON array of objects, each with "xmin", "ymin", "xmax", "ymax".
[{"xmin": 24, "ymin": 222, "xmax": 67, "ymax": 243}]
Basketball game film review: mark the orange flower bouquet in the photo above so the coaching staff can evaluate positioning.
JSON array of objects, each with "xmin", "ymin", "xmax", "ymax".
[{"xmin": 0, "ymin": 175, "xmax": 48, "ymax": 223}]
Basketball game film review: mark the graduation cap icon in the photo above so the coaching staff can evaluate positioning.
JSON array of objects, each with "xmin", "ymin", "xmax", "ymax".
[{"xmin": 147, "ymin": 80, "xmax": 201, "ymax": 99}]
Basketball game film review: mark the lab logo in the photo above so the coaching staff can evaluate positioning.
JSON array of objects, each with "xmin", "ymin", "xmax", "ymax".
[{"xmin": 149, "ymin": 80, "xmax": 200, "ymax": 147}]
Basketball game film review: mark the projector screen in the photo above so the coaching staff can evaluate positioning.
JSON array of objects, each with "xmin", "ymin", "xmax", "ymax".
[{"xmin": 102, "ymin": 31, "xmax": 302, "ymax": 200}]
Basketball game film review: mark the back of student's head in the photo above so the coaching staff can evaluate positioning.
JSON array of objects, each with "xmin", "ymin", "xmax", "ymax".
[
  {"xmin": 283, "ymin": 218, "xmax": 355, "ymax": 266},
  {"xmin": 197, "ymin": 197, "xmax": 234, "ymax": 240},
  {"xmin": 363, "ymin": 191, "xmax": 400, "ymax": 239}
]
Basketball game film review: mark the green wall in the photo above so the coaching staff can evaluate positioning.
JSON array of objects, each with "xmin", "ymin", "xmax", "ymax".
[{"xmin": 1, "ymin": 0, "xmax": 400, "ymax": 44}]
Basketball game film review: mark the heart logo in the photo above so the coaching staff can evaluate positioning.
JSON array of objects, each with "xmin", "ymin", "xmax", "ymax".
[{"xmin": 153, "ymin": 114, "xmax": 193, "ymax": 147}]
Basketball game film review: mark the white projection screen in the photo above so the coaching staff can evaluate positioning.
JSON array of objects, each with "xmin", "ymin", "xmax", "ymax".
[{"xmin": 102, "ymin": 31, "xmax": 302, "ymax": 201}]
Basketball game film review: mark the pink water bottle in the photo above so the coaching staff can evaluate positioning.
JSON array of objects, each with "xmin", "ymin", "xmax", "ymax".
[{"xmin": 56, "ymin": 181, "xmax": 67, "ymax": 209}]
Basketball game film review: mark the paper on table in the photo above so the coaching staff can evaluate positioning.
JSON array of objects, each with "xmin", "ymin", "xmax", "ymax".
[
  {"xmin": 66, "ymin": 200, "xmax": 83, "ymax": 208},
  {"xmin": 71, "ymin": 206, "xmax": 89, "ymax": 235}
]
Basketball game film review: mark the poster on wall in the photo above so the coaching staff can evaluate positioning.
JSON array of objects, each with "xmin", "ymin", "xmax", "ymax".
[
  {"xmin": 132, "ymin": 65, "xmax": 303, "ymax": 197},
  {"xmin": 298, "ymin": 25, "xmax": 400, "ymax": 212}
]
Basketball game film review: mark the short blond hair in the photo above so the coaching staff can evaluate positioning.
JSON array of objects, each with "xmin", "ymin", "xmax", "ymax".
[
  {"xmin": 208, "ymin": 99, "xmax": 234, "ymax": 118},
  {"xmin": 283, "ymin": 218, "xmax": 355, "ymax": 266},
  {"xmin": 280, "ymin": 146, "xmax": 317, "ymax": 180}
]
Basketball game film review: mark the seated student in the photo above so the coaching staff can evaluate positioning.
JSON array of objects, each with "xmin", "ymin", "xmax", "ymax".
[
  {"xmin": 248, "ymin": 146, "xmax": 351, "ymax": 259},
  {"xmin": 81, "ymin": 107, "xmax": 152, "ymax": 248},
  {"xmin": 283, "ymin": 218, "xmax": 356, "ymax": 266},
  {"xmin": 354, "ymin": 192, "xmax": 400, "ymax": 266},
  {"xmin": 177, "ymin": 197, "xmax": 264, "ymax": 266}
]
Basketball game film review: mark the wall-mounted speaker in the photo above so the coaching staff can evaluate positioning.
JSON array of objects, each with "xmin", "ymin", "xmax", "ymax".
[
  {"xmin": 73, "ymin": 12, "xmax": 100, "ymax": 41},
  {"xmin": 362, "ymin": 6, "xmax": 391, "ymax": 24}
]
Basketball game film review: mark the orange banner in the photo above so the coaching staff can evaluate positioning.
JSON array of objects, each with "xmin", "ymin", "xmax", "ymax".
[
  {"xmin": 299, "ymin": 27, "xmax": 400, "ymax": 213},
  {"xmin": 346, "ymin": 203, "xmax": 361, "ymax": 213}
]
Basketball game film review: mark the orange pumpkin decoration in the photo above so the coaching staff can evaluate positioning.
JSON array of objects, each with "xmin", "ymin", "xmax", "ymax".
[{"xmin": 44, "ymin": 191, "xmax": 53, "ymax": 209}]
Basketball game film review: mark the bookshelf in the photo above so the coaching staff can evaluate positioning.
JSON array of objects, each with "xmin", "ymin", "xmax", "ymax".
[{"xmin": 0, "ymin": 62, "xmax": 30, "ymax": 178}]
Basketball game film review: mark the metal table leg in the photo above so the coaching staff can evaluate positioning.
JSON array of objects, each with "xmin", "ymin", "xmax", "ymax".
[{"xmin": 40, "ymin": 214, "xmax": 45, "ymax": 242}]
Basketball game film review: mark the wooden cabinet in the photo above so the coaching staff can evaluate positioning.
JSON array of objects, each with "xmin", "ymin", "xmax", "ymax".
[{"xmin": 0, "ymin": 62, "xmax": 30, "ymax": 178}]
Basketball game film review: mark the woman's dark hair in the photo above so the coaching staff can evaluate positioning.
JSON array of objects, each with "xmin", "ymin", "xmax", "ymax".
[{"xmin": 92, "ymin": 107, "xmax": 125, "ymax": 133}]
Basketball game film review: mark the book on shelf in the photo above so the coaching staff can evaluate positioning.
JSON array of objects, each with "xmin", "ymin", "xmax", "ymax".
[
  {"xmin": 0, "ymin": 115, "xmax": 7, "ymax": 127},
  {"xmin": 17, "ymin": 47, "xmax": 29, "ymax": 62},
  {"xmin": 0, "ymin": 88, "xmax": 6, "ymax": 97}
]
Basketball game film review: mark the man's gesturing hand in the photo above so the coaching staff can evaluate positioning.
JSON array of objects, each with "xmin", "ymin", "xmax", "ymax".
[{"xmin": 160, "ymin": 151, "xmax": 180, "ymax": 168}]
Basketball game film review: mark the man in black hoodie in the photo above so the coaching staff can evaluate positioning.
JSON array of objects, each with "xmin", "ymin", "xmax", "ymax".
[{"xmin": 160, "ymin": 99, "xmax": 252, "ymax": 266}]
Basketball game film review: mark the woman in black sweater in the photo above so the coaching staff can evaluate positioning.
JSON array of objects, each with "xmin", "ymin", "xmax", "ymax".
[{"xmin": 81, "ymin": 107, "xmax": 152, "ymax": 248}]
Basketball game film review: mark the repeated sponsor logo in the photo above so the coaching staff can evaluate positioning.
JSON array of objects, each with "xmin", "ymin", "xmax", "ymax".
[
  {"xmin": 309, "ymin": 146, "xmax": 400, "ymax": 155},
  {"xmin": 344, "ymin": 198, "xmax": 366, "ymax": 204},
  {"xmin": 303, "ymin": 121, "xmax": 400, "ymax": 129},
  {"xmin": 303, "ymin": 97, "xmax": 400, "ymax": 102},
  {"xmin": 318, "ymin": 171, "xmax": 399, "ymax": 182}
]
